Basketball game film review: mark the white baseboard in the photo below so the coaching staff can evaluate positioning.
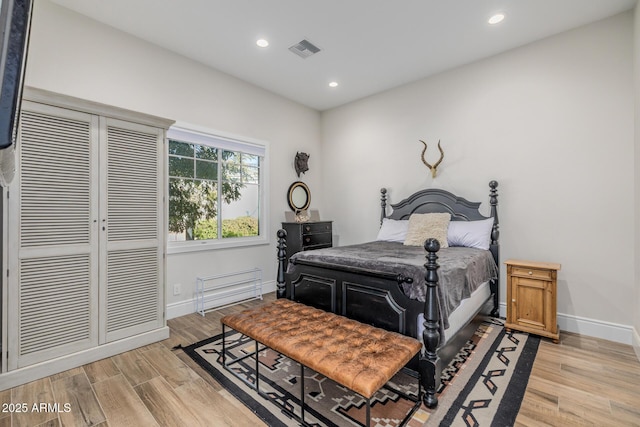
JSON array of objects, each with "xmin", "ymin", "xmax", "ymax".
[
  {"xmin": 166, "ymin": 280, "xmax": 277, "ymax": 320},
  {"xmin": 499, "ymin": 303, "xmax": 634, "ymax": 345},
  {"xmin": 633, "ymin": 327, "xmax": 640, "ymax": 362}
]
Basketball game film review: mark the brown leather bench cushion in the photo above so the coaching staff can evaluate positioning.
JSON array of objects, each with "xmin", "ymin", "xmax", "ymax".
[{"xmin": 221, "ymin": 299, "xmax": 422, "ymax": 399}]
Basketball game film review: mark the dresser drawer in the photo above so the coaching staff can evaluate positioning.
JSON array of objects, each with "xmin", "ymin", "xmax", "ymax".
[
  {"xmin": 302, "ymin": 232, "xmax": 332, "ymax": 248},
  {"xmin": 511, "ymin": 266, "xmax": 552, "ymax": 280},
  {"xmin": 302, "ymin": 222, "xmax": 332, "ymax": 235}
]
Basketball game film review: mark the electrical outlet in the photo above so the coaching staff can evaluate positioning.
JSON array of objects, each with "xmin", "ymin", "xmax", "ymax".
[{"xmin": 173, "ymin": 283, "xmax": 181, "ymax": 296}]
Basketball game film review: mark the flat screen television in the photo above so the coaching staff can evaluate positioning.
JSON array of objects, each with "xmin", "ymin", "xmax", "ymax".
[{"xmin": 0, "ymin": 0, "xmax": 32, "ymax": 187}]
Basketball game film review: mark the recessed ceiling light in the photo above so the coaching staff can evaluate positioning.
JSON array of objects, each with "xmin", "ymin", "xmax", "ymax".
[
  {"xmin": 488, "ymin": 13, "xmax": 505, "ymax": 25},
  {"xmin": 329, "ymin": 81, "xmax": 338, "ymax": 88},
  {"xmin": 256, "ymin": 39, "xmax": 269, "ymax": 48}
]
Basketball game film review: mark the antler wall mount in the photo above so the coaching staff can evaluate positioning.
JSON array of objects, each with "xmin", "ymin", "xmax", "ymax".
[{"xmin": 419, "ymin": 139, "xmax": 444, "ymax": 178}]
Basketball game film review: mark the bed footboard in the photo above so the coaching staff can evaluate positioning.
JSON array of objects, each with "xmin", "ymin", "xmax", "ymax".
[{"xmin": 275, "ymin": 230, "xmax": 443, "ymax": 408}]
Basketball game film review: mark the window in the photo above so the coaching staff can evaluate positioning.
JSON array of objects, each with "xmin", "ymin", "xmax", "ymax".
[{"xmin": 167, "ymin": 124, "xmax": 268, "ymax": 252}]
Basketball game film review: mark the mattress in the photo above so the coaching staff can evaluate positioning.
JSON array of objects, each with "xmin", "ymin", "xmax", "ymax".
[{"xmin": 417, "ymin": 280, "xmax": 491, "ymax": 344}]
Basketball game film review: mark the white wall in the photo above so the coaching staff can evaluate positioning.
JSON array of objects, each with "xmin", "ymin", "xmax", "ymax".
[
  {"xmin": 24, "ymin": 1, "xmax": 323, "ymax": 315},
  {"xmin": 321, "ymin": 13, "xmax": 635, "ymax": 342}
]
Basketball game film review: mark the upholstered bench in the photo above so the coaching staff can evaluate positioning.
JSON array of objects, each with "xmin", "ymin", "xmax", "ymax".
[{"xmin": 220, "ymin": 299, "xmax": 423, "ymax": 426}]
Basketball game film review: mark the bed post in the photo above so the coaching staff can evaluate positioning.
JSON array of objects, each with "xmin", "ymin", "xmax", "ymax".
[
  {"xmin": 489, "ymin": 181, "xmax": 500, "ymax": 317},
  {"xmin": 276, "ymin": 229, "xmax": 287, "ymax": 299},
  {"xmin": 420, "ymin": 238, "xmax": 442, "ymax": 408},
  {"xmin": 380, "ymin": 188, "xmax": 387, "ymax": 225},
  {"xmin": 489, "ymin": 180, "xmax": 499, "ymax": 256}
]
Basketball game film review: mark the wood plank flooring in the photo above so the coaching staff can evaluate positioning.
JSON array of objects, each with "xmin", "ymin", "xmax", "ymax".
[
  {"xmin": 1, "ymin": 293, "xmax": 638, "ymax": 426},
  {"xmin": 516, "ymin": 332, "xmax": 640, "ymax": 426}
]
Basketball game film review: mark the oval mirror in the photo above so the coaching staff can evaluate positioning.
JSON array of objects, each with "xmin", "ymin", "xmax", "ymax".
[{"xmin": 287, "ymin": 181, "xmax": 311, "ymax": 212}]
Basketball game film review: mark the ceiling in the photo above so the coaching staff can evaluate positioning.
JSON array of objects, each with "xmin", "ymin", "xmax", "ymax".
[{"xmin": 51, "ymin": 0, "xmax": 637, "ymax": 111}]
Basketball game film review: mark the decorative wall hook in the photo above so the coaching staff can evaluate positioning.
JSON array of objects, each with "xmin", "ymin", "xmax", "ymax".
[{"xmin": 419, "ymin": 139, "xmax": 444, "ymax": 178}]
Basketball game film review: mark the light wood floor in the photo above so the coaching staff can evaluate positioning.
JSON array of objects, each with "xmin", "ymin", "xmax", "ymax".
[{"xmin": 1, "ymin": 293, "xmax": 639, "ymax": 426}]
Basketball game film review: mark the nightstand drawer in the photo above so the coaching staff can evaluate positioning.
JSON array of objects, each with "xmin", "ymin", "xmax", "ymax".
[
  {"xmin": 511, "ymin": 266, "xmax": 552, "ymax": 280},
  {"xmin": 302, "ymin": 232, "xmax": 332, "ymax": 247},
  {"xmin": 302, "ymin": 222, "xmax": 332, "ymax": 235}
]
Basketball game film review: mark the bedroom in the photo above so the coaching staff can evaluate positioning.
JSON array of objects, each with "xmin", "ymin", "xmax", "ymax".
[{"xmin": 0, "ymin": 0, "xmax": 639, "ymax": 425}]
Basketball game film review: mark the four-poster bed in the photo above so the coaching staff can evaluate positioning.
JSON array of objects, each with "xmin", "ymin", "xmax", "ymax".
[{"xmin": 275, "ymin": 181, "xmax": 500, "ymax": 407}]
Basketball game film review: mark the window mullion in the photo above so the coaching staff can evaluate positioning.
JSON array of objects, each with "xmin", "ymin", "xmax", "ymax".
[
  {"xmin": 217, "ymin": 148, "xmax": 222, "ymax": 240},
  {"xmin": 192, "ymin": 144, "xmax": 196, "ymax": 181}
]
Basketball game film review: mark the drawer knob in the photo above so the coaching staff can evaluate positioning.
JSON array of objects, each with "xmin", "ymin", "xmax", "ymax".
[
  {"xmin": 528, "ymin": 271, "xmax": 533, "ymax": 275},
  {"xmin": 305, "ymin": 237, "xmax": 311, "ymax": 243},
  {"xmin": 305, "ymin": 226, "xmax": 311, "ymax": 231},
  {"xmin": 512, "ymin": 299, "xmax": 516, "ymax": 302}
]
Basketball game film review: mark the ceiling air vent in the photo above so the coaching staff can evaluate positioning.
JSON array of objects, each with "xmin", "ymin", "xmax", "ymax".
[{"xmin": 288, "ymin": 39, "xmax": 321, "ymax": 59}]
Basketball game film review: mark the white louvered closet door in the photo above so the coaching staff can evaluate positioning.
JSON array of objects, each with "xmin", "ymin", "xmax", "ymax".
[
  {"xmin": 8, "ymin": 102, "xmax": 100, "ymax": 369},
  {"xmin": 99, "ymin": 118, "xmax": 164, "ymax": 343}
]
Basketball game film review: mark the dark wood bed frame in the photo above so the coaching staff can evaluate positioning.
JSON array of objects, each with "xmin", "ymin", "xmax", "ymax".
[{"xmin": 275, "ymin": 181, "xmax": 500, "ymax": 408}]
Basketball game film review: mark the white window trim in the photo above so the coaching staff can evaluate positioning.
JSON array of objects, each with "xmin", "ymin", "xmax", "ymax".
[{"xmin": 166, "ymin": 122, "xmax": 270, "ymax": 255}]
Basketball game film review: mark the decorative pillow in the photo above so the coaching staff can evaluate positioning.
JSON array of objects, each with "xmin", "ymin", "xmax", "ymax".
[
  {"xmin": 447, "ymin": 218, "xmax": 494, "ymax": 250},
  {"xmin": 376, "ymin": 218, "xmax": 409, "ymax": 242},
  {"xmin": 403, "ymin": 213, "xmax": 451, "ymax": 247}
]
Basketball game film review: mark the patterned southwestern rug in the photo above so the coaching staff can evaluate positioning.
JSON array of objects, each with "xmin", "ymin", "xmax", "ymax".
[{"xmin": 182, "ymin": 317, "xmax": 539, "ymax": 427}]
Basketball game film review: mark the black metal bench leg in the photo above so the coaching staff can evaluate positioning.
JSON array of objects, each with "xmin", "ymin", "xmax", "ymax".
[
  {"xmin": 366, "ymin": 398, "xmax": 371, "ymax": 427},
  {"xmin": 300, "ymin": 363, "xmax": 305, "ymax": 423},
  {"xmin": 222, "ymin": 324, "xmax": 226, "ymax": 367},
  {"xmin": 255, "ymin": 339, "xmax": 260, "ymax": 392}
]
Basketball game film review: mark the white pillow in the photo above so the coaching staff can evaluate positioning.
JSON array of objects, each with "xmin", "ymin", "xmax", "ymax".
[
  {"xmin": 376, "ymin": 218, "xmax": 409, "ymax": 243},
  {"xmin": 447, "ymin": 218, "xmax": 494, "ymax": 250},
  {"xmin": 403, "ymin": 213, "xmax": 451, "ymax": 247}
]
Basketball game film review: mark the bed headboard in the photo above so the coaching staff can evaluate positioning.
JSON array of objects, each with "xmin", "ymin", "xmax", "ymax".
[{"xmin": 380, "ymin": 181, "xmax": 500, "ymax": 266}]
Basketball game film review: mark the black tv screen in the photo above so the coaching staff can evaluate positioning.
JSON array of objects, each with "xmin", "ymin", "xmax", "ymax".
[{"xmin": 0, "ymin": 0, "xmax": 32, "ymax": 186}]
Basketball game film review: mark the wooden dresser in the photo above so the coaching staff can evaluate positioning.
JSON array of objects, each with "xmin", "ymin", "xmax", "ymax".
[
  {"xmin": 504, "ymin": 259, "xmax": 561, "ymax": 343},
  {"xmin": 281, "ymin": 221, "xmax": 332, "ymax": 264}
]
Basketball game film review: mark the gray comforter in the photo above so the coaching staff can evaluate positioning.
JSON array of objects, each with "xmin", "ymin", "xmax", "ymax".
[{"xmin": 288, "ymin": 241, "xmax": 498, "ymax": 330}]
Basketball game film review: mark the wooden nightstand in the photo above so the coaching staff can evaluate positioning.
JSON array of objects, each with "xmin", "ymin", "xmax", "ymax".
[{"xmin": 504, "ymin": 259, "xmax": 561, "ymax": 343}]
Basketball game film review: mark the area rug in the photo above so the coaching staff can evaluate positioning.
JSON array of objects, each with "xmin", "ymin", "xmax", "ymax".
[{"xmin": 181, "ymin": 317, "xmax": 539, "ymax": 427}]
